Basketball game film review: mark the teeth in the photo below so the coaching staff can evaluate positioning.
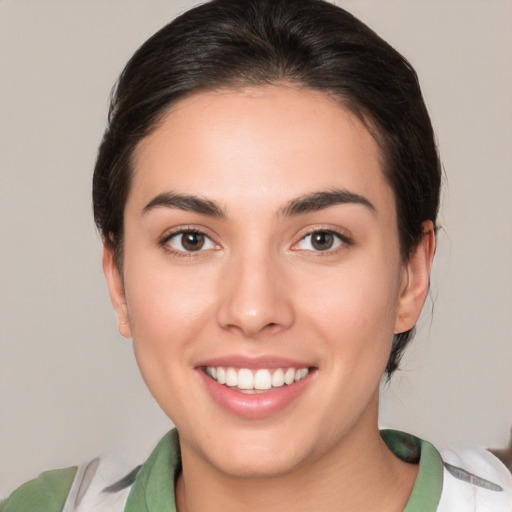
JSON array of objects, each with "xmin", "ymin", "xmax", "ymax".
[
  {"xmin": 284, "ymin": 368, "xmax": 295, "ymax": 385},
  {"xmin": 217, "ymin": 367, "xmax": 226, "ymax": 385},
  {"xmin": 294, "ymin": 368, "xmax": 309, "ymax": 381},
  {"xmin": 271, "ymin": 368, "xmax": 285, "ymax": 387},
  {"xmin": 254, "ymin": 369, "xmax": 272, "ymax": 390},
  {"xmin": 205, "ymin": 366, "xmax": 216, "ymax": 379},
  {"xmin": 238, "ymin": 369, "xmax": 253, "ymax": 389},
  {"xmin": 226, "ymin": 367, "xmax": 238, "ymax": 387},
  {"xmin": 205, "ymin": 366, "xmax": 310, "ymax": 391}
]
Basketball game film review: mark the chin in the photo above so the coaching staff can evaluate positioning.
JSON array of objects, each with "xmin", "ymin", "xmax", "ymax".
[
  {"xmin": 186, "ymin": 421, "xmax": 323, "ymax": 480},
  {"xmin": 211, "ymin": 447, "xmax": 310, "ymax": 480}
]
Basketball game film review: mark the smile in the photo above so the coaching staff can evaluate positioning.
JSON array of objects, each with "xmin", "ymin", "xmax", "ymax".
[
  {"xmin": 204, "ymin": 366, "xmax": 310, "ymax": 393},
  {"xmin": 197, "ymin": 358, "xmax": 316, "ymax": 418}
]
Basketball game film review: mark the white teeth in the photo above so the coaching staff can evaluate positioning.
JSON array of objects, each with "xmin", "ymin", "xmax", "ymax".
[
  {"xmin": 238, "ymin": 369, "xmax": 253, "ymax": 389},
  {"xmin": 226, "ymin": 367, "xmax": 238, "ymax": 387},
  {"xmin": 300, "ymin": 368, "xmax": 309, "ymax": 378},
  {"xmin": 271, "ymin": 368, "xmax": 285, "ymax": 387},
  {"xmin": 206, "ymin": 366, "xmax": 310, "ymax": 391},
  {"xmin": 295, "ymin": 368, "xmax": 308, "ymax": 381},
  {"xmin": 217, "ymin": 367, "xmax": 226, "ymax": 385},
  {"xmin": 284, "ymin": 368, "xmax": 295, "ymax": 385},
  {"xmin": 254, "ymin": 369, "xmax": 272, "ymax": 390}
]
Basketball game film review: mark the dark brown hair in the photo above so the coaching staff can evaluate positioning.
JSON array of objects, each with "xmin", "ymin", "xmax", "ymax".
[{"xmin": 93, "ymin": 0, "xmax": 441, "ymax": 376}]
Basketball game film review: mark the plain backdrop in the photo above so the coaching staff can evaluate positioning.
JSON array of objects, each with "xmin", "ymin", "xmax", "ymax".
[{"xmin": 1, "ymin": 0, "xmax": 511, "ymax": 496}]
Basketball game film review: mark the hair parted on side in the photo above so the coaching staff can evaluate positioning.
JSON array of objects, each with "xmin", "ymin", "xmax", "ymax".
[{"xmin": 92, "ymin": 0, "xmax": 441, "ymax": 377}]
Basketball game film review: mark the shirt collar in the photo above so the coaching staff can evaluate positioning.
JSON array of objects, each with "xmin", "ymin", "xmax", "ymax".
[{"xmin": 125, "ymin": 429, "xmax": 443, "ymax": 512}]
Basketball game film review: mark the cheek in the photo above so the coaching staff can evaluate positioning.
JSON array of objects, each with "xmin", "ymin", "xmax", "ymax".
[
  {"xmin": 123, "ymin": 259, "xmax": 218, "ymax": 355},
  {"xmin": 297, "ymin": 258, "xmax": 401, "ymax": 356},
  {"xmin": 123, "ymin": 260, "xmax": 220, "ymax": 416}
]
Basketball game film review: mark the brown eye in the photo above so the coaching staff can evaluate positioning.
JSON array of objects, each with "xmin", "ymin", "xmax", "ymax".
[
  {"xmin": 165, "ymin": 230, "xmax": 216, "ymax": 253},
  {"xmin": 182, "ymin": 232, "xmax": 205, "ymax": 251},
  {"xmin": 311, "ymin": 231, "xmax": 334, "ymax": 251},
  {"xmin": 293, "ymin": 230, "xmax": 345, "ymax": 252}
]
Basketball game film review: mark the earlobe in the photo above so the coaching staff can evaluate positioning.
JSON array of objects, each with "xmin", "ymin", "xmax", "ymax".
[
  {"xmin": 394, "ymin": 221, "xmax": 436, "ymax": 334},
  {"xmin": 102, "ymin": 244, "xmax": 132, "ymax": 339}
]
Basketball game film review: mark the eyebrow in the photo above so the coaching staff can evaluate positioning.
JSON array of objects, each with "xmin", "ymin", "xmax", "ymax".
[
  {"xmin": 142, "ymin": 188, "xmax": 375, "ymax": 219},
  {"xmin": 142, "ymin": 192, "xmax": 226, "ymax": 218},
  {"xmin": 280, "ymin": 189, "xmax": 376, "ymax": 217}
]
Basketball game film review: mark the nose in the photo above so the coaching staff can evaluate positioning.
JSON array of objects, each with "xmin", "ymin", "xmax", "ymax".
[{"xmin": 216, "ymin": 250, "xmax": 295, "ymax": 338}]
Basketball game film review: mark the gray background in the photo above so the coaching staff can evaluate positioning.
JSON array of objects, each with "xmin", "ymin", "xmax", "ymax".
[{"xmin": 1, "ymin": 0, "xmax": 511, "ymax": 496}]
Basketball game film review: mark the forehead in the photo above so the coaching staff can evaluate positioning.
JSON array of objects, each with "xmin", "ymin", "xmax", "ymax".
[{"xmin": 130, "ymin": 85, "xmax": 394, "ymax": 216}]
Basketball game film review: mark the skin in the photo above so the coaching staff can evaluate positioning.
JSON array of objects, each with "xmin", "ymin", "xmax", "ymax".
[{"xmin": 103, "ymin": 85, "xmax": 435, "ymax": 511}]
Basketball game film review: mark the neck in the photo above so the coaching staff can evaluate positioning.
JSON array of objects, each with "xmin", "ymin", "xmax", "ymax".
[{"xmin": 175, "ymin": 398, "xmax": 418, "ymax": 512}]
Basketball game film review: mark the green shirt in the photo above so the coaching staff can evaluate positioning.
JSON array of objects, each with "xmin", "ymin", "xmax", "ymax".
[{"xmin": 0, "ymin": 429, "xmax": 443, "ymax": 512}]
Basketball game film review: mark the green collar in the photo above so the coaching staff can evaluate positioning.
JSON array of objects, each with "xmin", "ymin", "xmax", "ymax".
[
  {"xmin": 125, "ymin": 429, "xmax": 443, "ymax": 512},
  {"xmin": 125, "ymin": 429, "xmax": 180, "ymax": 512},
  {"xmin": 381, "ymin": 430, "xmax": 443, "ymax": 512}
]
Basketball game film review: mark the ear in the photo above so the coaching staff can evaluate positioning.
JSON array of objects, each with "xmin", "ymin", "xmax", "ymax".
[
  {"xmin": 394, "ymin": 221, "xmax": 436, "ymax": 334},
  {"xmin": 102, "ymin": 244, "xmax": 132, "ymax": 338}
]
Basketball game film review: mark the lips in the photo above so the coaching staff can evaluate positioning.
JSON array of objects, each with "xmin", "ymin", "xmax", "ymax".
[
  {"xmin": 196, "ymin": 356, "xmax": 315, "ymax": 418},
  {"xmin": 204, "ymin": 366, "xmax": 310, "ymax": 392}
]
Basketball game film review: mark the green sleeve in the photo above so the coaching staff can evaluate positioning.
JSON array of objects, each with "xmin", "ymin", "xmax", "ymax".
[{"xmin": 0, "ymin": 466, "xmax": 77, "ymax": 512}]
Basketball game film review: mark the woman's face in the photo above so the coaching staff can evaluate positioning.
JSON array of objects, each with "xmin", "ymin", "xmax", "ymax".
[{"xmin": 104, "ymin": 86, "xmax": 432, "ymax": 478}]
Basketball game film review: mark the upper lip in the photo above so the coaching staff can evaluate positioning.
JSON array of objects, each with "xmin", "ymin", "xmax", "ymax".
[{"xmin": 195, "ymin": 354, "xmax": 315, "ymax": 370}]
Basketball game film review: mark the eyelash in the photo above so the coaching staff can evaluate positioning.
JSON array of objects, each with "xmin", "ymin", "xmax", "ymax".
[
  {"xmin": 292, "ymin": 228, "xmax": 352, "ymax": 254},
  {"xmin": 159, "ymin": 227, "xmax": 352, "ymax": 257},
  {"xmin": 159, "ymin": 228, "xmax": 218, "ymax": 257}
]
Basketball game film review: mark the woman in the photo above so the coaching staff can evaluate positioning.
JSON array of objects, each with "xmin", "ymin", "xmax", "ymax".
[{"xmin": 2, "ymin": 0, "xmax": 510, "ymax": 511}]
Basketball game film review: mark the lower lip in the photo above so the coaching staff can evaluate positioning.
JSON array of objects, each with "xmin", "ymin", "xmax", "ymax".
[{"xmin": 198, "ymin": 369, "xmax": 313, "ymax": 419}]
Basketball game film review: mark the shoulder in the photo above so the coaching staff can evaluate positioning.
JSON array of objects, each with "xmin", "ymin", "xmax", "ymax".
[
  {"xmin": 0, "ymin": 466, "xmax": 77, "ymax": 512},
  {"xmin": 437, "ymin": 446, "xmax": 512, "ymax": 512},
  {"xmin": 381, "ymin": 429, "xmax": 512, "ymax": 512},
  {"xmin": 0, "ymin": 457, "xmax": 140, "ymax": 512},
  {"xmin": 1, "ymin": 430, "xmax": 180, "ymax": 512}
]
